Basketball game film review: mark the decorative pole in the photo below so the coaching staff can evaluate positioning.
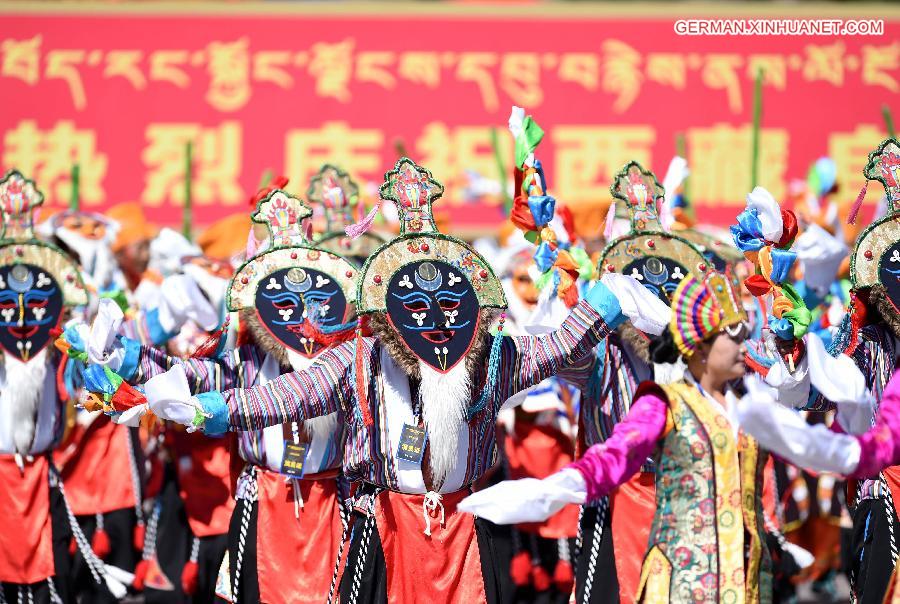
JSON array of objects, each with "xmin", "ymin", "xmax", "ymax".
[
  {"xmin": 751, "ymin": 68, "xmax": 764, "ymax": 189},
  {"xmin": 183, "ymin": 141, "xmax": 193, "ymax": 241},
  {"xmin": 70, "ymin": 164, "xmax": 80, "ymax": 211},
  {"xmin": 490, "ymin": 127, "xmax": 513, "ymax": 213},
  {"xmin": 883, "ymin": 104, "xmax": 896, "ymax": 139}
]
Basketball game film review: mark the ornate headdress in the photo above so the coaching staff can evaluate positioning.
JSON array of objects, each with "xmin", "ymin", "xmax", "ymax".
[
  {"xmin": 307, "ymin": 164, "xmax": 386, "ymax": 263},
  {"xmin": 670, "ymin": 272, "xmax": 746, "ymax": 357},
  {"xmin": 850, "ymin": 138, "xmax": 900, "ymax": 336},
  {"xmin": 598, "ymin": 162, "xmax": 716, "ymax": 306},
  {"xmin": 228, "ymin": 189, "xmax": 358, "ymax": 358},
  {"xmin": 357, "ymin": 157, "xmax": 505, "ymax": 374},
  {"xmin": 0, "ymin": 170, "xmax": 88, "ymax": 363}
]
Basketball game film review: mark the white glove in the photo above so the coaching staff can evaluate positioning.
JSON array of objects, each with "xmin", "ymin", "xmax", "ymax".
[
  {"xmin": 88, "ymin": 298, "xmax": 125, "ymax": 370},
  {"xmin": 794, "ymin": 224, "xmax": 847, "ymax": 296},
  {"xmin": 144, "ymin": 365, "xmax": 207, "ymax": 432},
  {"xmin": 806, "ymin": 332, "xmax": 874, "ymax": 434},
  {"xmin": 763, "ymin": 348, "xmax": 810, "ymax": 408},
  {"xmin": 458, "ymin": 468, "xmax": 586, "ymax": 524},
  {"xmin": 732, "ymin": 377, "xmax": 860, "ymax": 475},
  {"xmin": 783, "ymin": 542, "xmax": 815, "ymax": 570},
  {"xmin": 158, "ymin": 274, "xmax": 220, "ymax": 333},
  {"xmin": 601, "ymin": 273, "xmax": 672, "ymax": 335}
]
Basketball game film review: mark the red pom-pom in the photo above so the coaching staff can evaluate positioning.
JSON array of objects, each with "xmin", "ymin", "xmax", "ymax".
[
  {"xmin": 553, "ymin": 559, "xmax": 575, "ymax": 594},
  {"xmin": 133, "ymin": 523, "xmax": 146, "ymax": 552},
  {"xmin": 531, "ymin": 563, "xmax": 552, "ymax": 592},
  {"xmin": 777, "ymin": 209, "xmax": 798, "ymax": 248},
  {"xmin": 68, "ymin": 536, "xmax": 77, "ymax": 556},
  {"xmin": 181, "ymin": 559, "xmax": 199, "ymax": 595},
  {"xmin": 510, "ymin": 196, "xmax": 538, "ymax": 232},
  {"xmin": 510, "ymin": 550, "xmax": 532, "ymax": 587},
  {"xmin": 133, "ymin": 559, "xmax": 149, "ymax": 591},
  {"xmin": 92, "ymin": 527, "xmax": 111, "ymax": 560}
]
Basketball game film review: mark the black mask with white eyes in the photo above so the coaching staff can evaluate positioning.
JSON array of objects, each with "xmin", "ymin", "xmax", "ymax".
[
  {"xmin": 880, "ymin": 240, "xmax": 900, "ymax": 315},
  {"xmin": 621, "ymin": 257, "xmax": 690, "ymax": 305},
  {"xmin": 385, "ymin": 260, "xmax": 480, "ymax": 373},
  {"xmin": 255, "ymin": 266, "xmax": 349, "ymax": 358},
  {"xmin": 0, "ymin": 263, "xmax": 64, "ymax": 362}
]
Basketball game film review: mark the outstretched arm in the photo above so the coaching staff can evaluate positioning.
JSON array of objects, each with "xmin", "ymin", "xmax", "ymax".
[{"xmin": 497, "ymin": 274, "xmax": 671, "ymax": 404}]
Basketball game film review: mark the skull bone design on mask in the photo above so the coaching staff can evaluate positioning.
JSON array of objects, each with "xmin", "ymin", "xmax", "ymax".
[
  {"xmin": 255, "ymin": 266, "xmax": 349, "ymax": 358},
  {"xmin": 621, "ymin": 256, "xmax": 689, "ymax": 305},
  {"xmin": 385, "ymin": 260, "xmax": 480, "ymax": 373},
  {"xmin": 0, "ymin": 263, "xmax": 64, "ymax": 362}
]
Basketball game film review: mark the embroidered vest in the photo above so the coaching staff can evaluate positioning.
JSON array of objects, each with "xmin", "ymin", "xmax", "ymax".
[{"xmin": 637, "ymin": 382, "xmax": 772, "ymax": 604}]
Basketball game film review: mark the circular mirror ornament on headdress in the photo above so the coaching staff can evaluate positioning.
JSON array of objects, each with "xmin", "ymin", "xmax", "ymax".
[
  {"xmin": 0, "ymin": 170, "xmax": 88, "ymax": 362},
  {"xmin": 850, "ymin": 138, "xmax": 900, "ymax": 329},
  {"xmin": 228, "ymin": 189, "xmax": 358, "ymax": 358},
  {"xmin": 599, "ymin": 161, "xmax": 710, "ymax": 305}
]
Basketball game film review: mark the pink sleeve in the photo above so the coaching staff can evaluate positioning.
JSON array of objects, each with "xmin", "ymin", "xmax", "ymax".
[
  {"xmin": 852, "ymin": 370, "xmax": 900, "ymax": 479},
  {"xmin": 566, "ymin": 382, "xmax": 668, "ymax": 502}
]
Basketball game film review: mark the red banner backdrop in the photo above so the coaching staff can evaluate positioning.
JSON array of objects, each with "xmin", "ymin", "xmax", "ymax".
[{"xmin": 1, "ymin": 3, "xmax": 898, "ymax": 233}]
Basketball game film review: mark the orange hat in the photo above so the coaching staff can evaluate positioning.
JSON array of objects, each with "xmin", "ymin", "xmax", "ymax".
[
  {"xmin": 196, "ymin": 213, "xmax": 250, "ymax": 261},
  {"xmin": 106, "ymin": 202, "xmax": 158, "ymax": 252}
]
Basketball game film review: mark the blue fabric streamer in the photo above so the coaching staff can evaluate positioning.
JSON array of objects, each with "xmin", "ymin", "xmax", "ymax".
[
  {"xmin": 770, "ymin": 317, "xmax": 795, "ymax": 340},
  {"xmin": 83, "ymin": 364, "xmax": 117, "ymax": 397},
  {"xmin": 731, "ymin": 209, "xmax": 766, "ymax": 252},
  {"xmin": 584, "ymin": 280, "xmax": 625, "ymax": 329},
  {"xmin": 466, "ymin": 333, "xmax": 504, "ymax": 421},
  {"xmin": 118, "ymin": 336, "xmax": 142, "ymax": 381},
  {"xmin": 527, "ymin": 195, "xmax": 556, "ymax": 227},
  {"xmin": 767, "ymin": 249, "xmax": 797, "ymax": 284},
  {"xmin": 533, "ymin": 242, "xmax": 558, "ymax": 273}
]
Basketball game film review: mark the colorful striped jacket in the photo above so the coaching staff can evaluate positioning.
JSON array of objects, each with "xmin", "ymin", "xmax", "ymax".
[{"xmin": 209, "ymin": 297, "xmax": 620, "ymax": 494}]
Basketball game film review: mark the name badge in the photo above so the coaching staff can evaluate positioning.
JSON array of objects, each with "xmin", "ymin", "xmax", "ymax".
[
  {"xmin": 397, "ymin": 424, "xmax": 426, "ymax": 463},
  {"xmin": 280, "ymin": 442, "xmax": 309, "ymax": 478}
]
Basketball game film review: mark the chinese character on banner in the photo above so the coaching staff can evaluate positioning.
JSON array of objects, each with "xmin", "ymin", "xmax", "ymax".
[
  {"xmin": 687, "ymin": 124, "xmax": 789, "ymax": 208},
  {"xmin": 283, "ymin": 121, "xmax": 383, "ymax": 192},
  {"xmin": 3, "ymin": 120, "xmax": 108, "ymax": 207},
  {"xmin": 415, "ymin": 122, "xmax": 512, "ymax": 205},
  {"xmin": 141, "ymin": 121, "xmax": 244, "ymax": 207},
  {"xmin": 552, "ymin": 125, "xmax": 655, "ymax": 206}
]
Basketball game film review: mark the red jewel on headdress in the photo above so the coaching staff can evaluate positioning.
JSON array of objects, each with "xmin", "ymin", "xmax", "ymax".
[
  {"xmin": 66, "ymin": 274, "xmax": 74, "ymax": 282},
  {"xmin": 14, "ymin": 247, "xmax": 22, "ymax": 256},
  {"xmin": 290, "ymin": 252, "xmax": 298, "ymax": 259},
  {"xmin": 698, "ymin": 263, "xmax": 707, "ymax": 272},
  {"xmin": 647, "ymin": 239, "xmax": 655, "ymax": 249},
  {"xmin": 241, "ymin": 276, "xmax": 249, "ymax": 284},
  {"xmin": 479, "ymin": 269, "xmax": 488, "ymax": 279},
  {"xmin": 421, "ymin": 243, "xmax": 429, "ymax": 252},
  {"xmin": 374, "ymin": 275, "xmax": 382, "ymax": 284},
  {"xmin": 345, "ymin": 270, "xmax": 353, "ymax": 278},
  {"xmin": 606, "ymin": 264, "xmax": 615, "ymax": 272},
  {"xmin": 864, "ymin": 250, "xmax": 874, "ymax": 260}
]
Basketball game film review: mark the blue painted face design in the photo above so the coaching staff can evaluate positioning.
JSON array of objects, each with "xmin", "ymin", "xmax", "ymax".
[
  {"xmin": 0, "ymin": 263, "xmax": 64, "ymax": 362},
  {"xmin": 254, "ymin": 267, "xmax": 349, "ymax": 358},
  {"xmin": 385, "ymin": 260, "xmax": 479, "ymax": 372},
  {"xmin": 621, "ymin": 257, "xmax": 690, "ymax": 305},
  {"xmin": 880, "ymin": 240, "xmax": 900, "ymax": 316}
]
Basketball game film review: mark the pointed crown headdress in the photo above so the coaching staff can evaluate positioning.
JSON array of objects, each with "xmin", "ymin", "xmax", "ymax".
[{"xmin": 0, "ymin": 170, "xmax": 87, "ymax": 306}]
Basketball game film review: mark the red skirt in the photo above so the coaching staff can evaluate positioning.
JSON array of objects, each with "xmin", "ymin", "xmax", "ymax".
[
  {"xmin": 610, "ymin": 472, "xmax": 656, "ymax": 603},
  {"xmin": 256, "ymin": 469, "xmax": 343, "ymax": 604},
  {"xmin": 0, "ymin": 455, "xmax": 54, "ymax": 584},
  {"xmin": 375, "ymin": 489, "xmax": 487, "ymax": 603}
]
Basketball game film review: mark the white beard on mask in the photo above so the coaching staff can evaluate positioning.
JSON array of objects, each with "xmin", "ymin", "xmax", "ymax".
[
  {"xmin": 418, "ymin": 359, "xmax": 471, "ymax": 490},
  {"xmin": 0, "ymin": 349, "xmax": 48, "ymax": 456}
]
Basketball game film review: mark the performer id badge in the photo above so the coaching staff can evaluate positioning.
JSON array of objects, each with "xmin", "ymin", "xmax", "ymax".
[
  {"xmin": 397, "ymin": 424, "xmax": 426, "ymax": 463},
  {"xmin": 281, "ymin": 442, "xmax": 309, "ymax": 478}
]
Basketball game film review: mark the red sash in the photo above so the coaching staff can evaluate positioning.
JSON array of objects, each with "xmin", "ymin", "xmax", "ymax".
[
  {"xmin": 174, "ymin": 432, "xmax": 234, "ymax": 538},
  {"xmin": 255, "ymin": 469, "xmax": 343, "ymax": 604},
  {"xmin": 0, "ymin": 455, "xmax": 54, "ymax": 583},
  {"xmin": 54, "ymin": 416, "xmax": 135, "ymax": 514},
  {"xmin": 610, "ymin": 472, "xmax": 656, "ymax": 604},
  {"xmin": 376, "ymin": 489, "xmax": 487, "ymax": 603}
]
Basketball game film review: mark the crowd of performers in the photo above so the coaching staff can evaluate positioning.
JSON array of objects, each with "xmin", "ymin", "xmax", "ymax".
[{"xmin": 1, "ymin": 108, "xmax": 899, "ymax": 604}]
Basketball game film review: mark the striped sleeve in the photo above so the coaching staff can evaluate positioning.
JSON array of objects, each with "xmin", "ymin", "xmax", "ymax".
[
  {"xmin": 225, "ymin": 340, "xmax": 357, "ymax": 433},
  {"xmin": 497, "ymin": 299, "xmax": 616, "ymax": 405},
  {"xmin": 132, "ymin": 344, "xmax": 260, "ymax": 393}
]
